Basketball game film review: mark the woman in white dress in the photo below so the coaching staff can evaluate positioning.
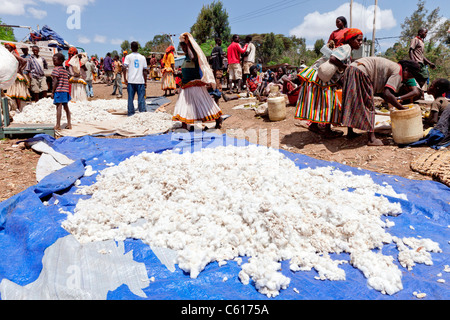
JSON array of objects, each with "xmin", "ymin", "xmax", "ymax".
[{"xmin": 172, "ymin": 32, "xmax": 223, "ymax": 130}]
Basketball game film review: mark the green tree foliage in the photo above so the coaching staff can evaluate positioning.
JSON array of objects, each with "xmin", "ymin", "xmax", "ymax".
[
  {"xmin": 383, "ymin": 0, "xmax": 449, "ymax": 81},
  {"xmin": 190, "ymin": 1, "xmax": 231, "ymax": 45},
  {"xmin": 0, "ymin": 18, "xmax": 16, "ymax": 41}
]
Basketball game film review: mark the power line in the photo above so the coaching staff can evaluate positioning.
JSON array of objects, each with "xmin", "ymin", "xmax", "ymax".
[
  {"xmin": 229, "ymin": 0, "xmax": 314, "ymax": 25},
  {"xmin": 229, "ymin": 0, "xmax": 294, "ymax": 22}
]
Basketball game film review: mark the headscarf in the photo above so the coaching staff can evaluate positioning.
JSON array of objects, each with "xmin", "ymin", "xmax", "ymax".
[
  {"xmin": 165, "ymin": 46, "xmax": 175, "ymax": 54},
  {"xmin": 179, "ymin": 32, "xmax": 215, "ymax": 86},
  {"xmin": 337, "ymin": 16, "xmax": 348, "ymax": 29},
  {"xmin": 68, "ymin": 47, "xmax": 78, "ymax": 56},
  {"xmin": 343, "ymin": 28, "xmax": 363, "ymax": 43},
  {"xmin": 4, "ymin": 43, "xmax": 19, "ymax": 55}
]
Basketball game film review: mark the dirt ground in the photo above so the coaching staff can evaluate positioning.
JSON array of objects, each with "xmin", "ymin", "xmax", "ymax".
[{"xmin": 0, "ymin": 81, "xmax": 435, "ymax": 203}]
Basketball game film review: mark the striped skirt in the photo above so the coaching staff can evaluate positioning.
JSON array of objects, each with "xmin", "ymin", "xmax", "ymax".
[
  {"xmin": 339, "ymin": 66, "xmax": 375, "ymax": 132},
  {"xmin": 172, "ymin": 82, "xmax": 223, "ymax": 124},
  {"xmin": 294, "ymin": 67, "xmax": 340, "ymax": 124},
  {"xmin": 6, "ymin": 74, "xmax": 31, "ymax": 101},
  {"xmin": 161, "ymin": 70, "xmax": 176, "ymax": 91}
]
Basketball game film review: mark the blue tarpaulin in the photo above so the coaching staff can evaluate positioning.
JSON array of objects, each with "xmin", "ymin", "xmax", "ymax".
[{"xmin": 0, "ymin": 132, "xmax": 449, "ymax": 300}]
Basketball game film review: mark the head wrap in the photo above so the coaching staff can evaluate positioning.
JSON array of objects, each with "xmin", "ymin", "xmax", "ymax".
[
  {"xmin": 337, "ymin": 16, "xmax": 348, "ymax": 28},
  {"xmin": 179, "ymin": 32, "xmax": 215, "ymax": 87},
  {"xmin": 123, "ymin": 51, "xmax": 128, "ymax": 54},
  {"xmin": 68, "ymin": 47, "xmax": 78, "ymax": 56},
  {"xmin": 344, "ymin": 28, "xmax": 363, "ymax": 43},
  {"xmin": 165, "ymin": 46, "xmax": 175, "ymax": 54},
  {"xmin": 4, "ymin": 43, "xmax": 19, "ymax": 55}
]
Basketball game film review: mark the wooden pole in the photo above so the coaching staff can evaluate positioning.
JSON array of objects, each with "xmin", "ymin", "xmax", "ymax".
[
  {"xmin": 371, "ymin": 0, "xmax": 378, "ymax": 56},
  {"xmin": 350, "ymin": 0, "xmax": 353, "ymax": 28}
]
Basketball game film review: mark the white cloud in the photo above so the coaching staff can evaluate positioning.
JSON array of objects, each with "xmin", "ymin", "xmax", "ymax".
[
  {"xmin": 77, "ymin": 35, "xmax": 91, "ymax": 44},
  {"xmin": 93, "ymin": 34, "xmax": 106, "ymax": 43},
  {"xmin": 0, "ymin": 0, "xmax": 94, "ymax": 16},
  {"xmin": 110, "ymin": 38, "xmax": 123, "ymax": 45},
  {"xmin": 289, "ymin": 2, "xmax": 397, "ymax": 41},
  {"xmin": 28, "ymin": 7, "xmax": 47, "ymax": 19},
  {"xmin": 0, "ymin": 0, "xmax": 34, "ymax": 16},
  {"xmin": 39, "ymin": 0, "xmax": 95, "ymax": 8}
]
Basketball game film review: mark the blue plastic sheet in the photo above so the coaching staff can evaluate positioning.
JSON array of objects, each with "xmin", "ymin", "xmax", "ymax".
[{"xmin": 0, "ymin": 132, "xmax": 449, "ymax": 300}]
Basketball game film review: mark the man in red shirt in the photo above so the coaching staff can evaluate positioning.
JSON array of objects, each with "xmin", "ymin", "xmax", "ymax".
[{"xmin": 227, "ymin": 34, "xmax": 248, "ymax": 93}]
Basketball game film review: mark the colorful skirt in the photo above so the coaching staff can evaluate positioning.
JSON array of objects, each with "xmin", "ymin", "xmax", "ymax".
[
  {"xmin": 294, "ymin": 67, "xmax": 340, "ymax": 124},
  {"xmin": 338, "ymin": 66, "xmax": 375, "ymax": 132},
  {"xmin": 162, "ymin": 70, "xmax": 176, "ymax": 91},
  {"xmin": 172, "ymin": 82, "xmax": 223, "ymax": 124},
  {"xmin": 6, "ymin": 74, "xmax": 31, "ymax": 101}
]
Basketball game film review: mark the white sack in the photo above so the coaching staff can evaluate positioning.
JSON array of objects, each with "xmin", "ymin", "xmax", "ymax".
[{"xmin": 0, "ymin": 46, "xmax": 18, "ymax": 90}]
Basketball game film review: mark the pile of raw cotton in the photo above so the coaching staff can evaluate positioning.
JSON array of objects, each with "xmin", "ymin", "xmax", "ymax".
[
  {"xmin": 62, "ymin": 145, "xmax": 441, "ymax": 298},
  {"xmin": 12, "ymin": 98, "xmax": 174, "ymax": 133}
]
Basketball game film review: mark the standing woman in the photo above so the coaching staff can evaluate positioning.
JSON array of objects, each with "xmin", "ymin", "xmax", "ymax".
[
  {"xmin": 294, "ymin": 29, "xmax": 363, "ymax": 139},
  {"xmin": 339, "ymin": 58, "xmax": 420, "ymax": 146},
  {"xmin": 4, "ymin": 43, "xmax": 30, "ymax": 112},
  {"xmin": 328, "ymin": 16, "xmax": 348, "ymax": 48},
  {"xmin": 161, "ymin": 45, "xmax": 176, "ymax": 96},
  {"xmin": 68, "ymin": 52, "xmax": 88, "ymax": 102},
  {"xmin": 172, "ymin": 32, "xmax": 223, "ymax": 130}
]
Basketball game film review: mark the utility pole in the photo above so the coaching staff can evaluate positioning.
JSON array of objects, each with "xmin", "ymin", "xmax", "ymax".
[
  {"xmin": 371, "ymin": 0, "xmax": 378, "ymax": 56},
  {"xmin": 350, "ymin": 0, "xmax": 353, "ymax": 28}
]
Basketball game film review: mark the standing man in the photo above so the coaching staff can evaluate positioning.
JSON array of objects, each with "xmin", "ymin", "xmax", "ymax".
[
  {"xmin": 210, "ymin": 38, "xmax": 225, "ymax": 92},
  {"xmin": 112, "ymin": 55, "xmax": 123, "ymax": 98},
  {"xmin": 84, "ymin": 57, "xmax": 96, "ymax": 98},
  {"xmin": 123, "ymin": 41, "xmax": 148, "ymax": 117},
  {"xmin": 25, "ymin": 46, "xmax": 48, "ymax": 102},
  {"xmin": 227, "ymin": 34, "xmax": 248, "ymax": 93},
  {"xmin": 409, "ymin": 28, "xmax": 436, "ymax": 88},
  {"xmin": 103, "ymin": 52, "xmax": 114, "ymax": 85},
  {"xmin": 242, "ymin": 35, "xmax": 256, "ymax": 90}
]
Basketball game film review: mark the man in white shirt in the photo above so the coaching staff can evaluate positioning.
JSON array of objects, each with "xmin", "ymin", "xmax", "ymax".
[
  {"xmin": 243, "ymin": 35, "xmax": 256, "ymax": 90},
  {"xmin": 123, "ymin": 41, "xmax": 148, "ymax": 116}
]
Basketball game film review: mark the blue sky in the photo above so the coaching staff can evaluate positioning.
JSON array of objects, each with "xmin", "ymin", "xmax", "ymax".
[{"xmin": 0, "ymin": 0, "xmax": 448, "ymax": 57}]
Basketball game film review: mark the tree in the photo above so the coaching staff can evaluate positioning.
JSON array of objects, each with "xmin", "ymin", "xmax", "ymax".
[
  {"xmin": 314, "ymin": 39, "xmax": 325, "ymax": 56},
  {"xmin": 120, "ymin": 40, "xmax": 130, "ymax": 54},
  {"xmin": 190, "ymin": 1, "xmax": 231, "ymax": 44},
  {"xmin": 400, "ymin": 0, "xmax": 448, "ymax": 44},
  {"xmin": 0, "ymin": 18, "xmax": 16, "ymax": 41},
  {"xmin": 259, "ymin": 33, "xmax": 285, "ymax": 64},
  {"xmin": 383, "ymin": 0, "xmax": 450, "ymax": 82}
]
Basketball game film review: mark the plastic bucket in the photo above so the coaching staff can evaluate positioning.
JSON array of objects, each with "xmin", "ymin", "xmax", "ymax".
[
  {"xmin": 268, "ymin": 96, "xmax": 286, "ymax": 121},
  {"xmin": 390, "ymin": 104, "xmax": 423, "ymax": 144}
]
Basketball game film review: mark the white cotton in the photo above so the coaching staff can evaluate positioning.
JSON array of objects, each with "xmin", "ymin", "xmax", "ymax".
[
  {"xmin": 84, "ymin": 165, "xmax": 97, "ymax": 177},
  {"xmin": 350, "ymin": 251, "xmax": 403, "ymax": 295},
  {"xmin": 61, "ymin": 145, "xmax": 439, "ymax": 297},
  {"xmin": 394, "ymin": 236, "xmax": 442, "ymax": 270},
  {"xmin": 12, "ymin": 98, "xmax": 174, "ymax": 134}
]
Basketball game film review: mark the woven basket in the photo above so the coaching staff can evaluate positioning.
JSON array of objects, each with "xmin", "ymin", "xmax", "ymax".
[{"xmin": 410, "ymin": 150, "xmax": 450, "ymax": 187}]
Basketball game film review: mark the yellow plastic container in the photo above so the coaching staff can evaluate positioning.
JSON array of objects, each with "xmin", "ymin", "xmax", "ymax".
[
  {"xmin": 267, "ymin": 96, "xmax": 286, "ymax": 121},
  {"xmin": 390, "ymin": 104, "xmax": 423, "ymax": 144}
]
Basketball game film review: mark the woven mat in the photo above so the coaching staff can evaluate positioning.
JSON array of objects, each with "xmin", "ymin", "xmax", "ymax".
[{"xmin": 410, "ymin": 150, "xmax": 450, "ymax": 187}]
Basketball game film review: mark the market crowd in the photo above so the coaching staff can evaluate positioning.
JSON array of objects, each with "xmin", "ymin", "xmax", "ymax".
[{"xmin": 2, "ymin": 16, "xmax": 449, "ymax": 146}]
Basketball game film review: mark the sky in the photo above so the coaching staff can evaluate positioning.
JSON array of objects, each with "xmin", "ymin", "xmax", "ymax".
[{"xmin": 0, "ymin": 0, "xmax": 448, "ymax": 57}]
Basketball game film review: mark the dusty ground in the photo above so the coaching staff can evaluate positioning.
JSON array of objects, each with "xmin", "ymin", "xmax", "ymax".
[{"xmin": 0, "ymin": 81, "xmax": 435, "ymax": 203}]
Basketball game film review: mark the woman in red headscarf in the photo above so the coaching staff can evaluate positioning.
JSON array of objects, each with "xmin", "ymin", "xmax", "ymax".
[
  {"xmin": 295, "ymin": 28, "xmax": 363, "ymax": 139},
  {"xmin": 4, "ymin": 43, "xmax": 30, "ymax": 111},
  {"xmin": 161, "ymin": 45, "xmax": 176, "ymax": 96}
]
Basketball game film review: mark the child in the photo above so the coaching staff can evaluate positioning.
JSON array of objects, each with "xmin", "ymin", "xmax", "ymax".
[
  {"xmin": 51, "ymin": 53, "xmax": 72, "ymax": 130},
  {"xmin": 427, "ymin": 78, "xmax": 450, "ymax": 125}
]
